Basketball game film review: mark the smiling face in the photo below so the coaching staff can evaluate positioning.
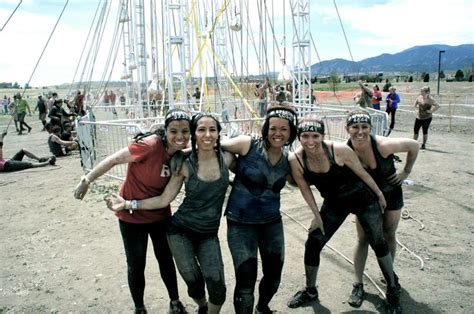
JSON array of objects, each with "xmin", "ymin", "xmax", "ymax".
[
  {"xmin": 267, "ymin": 117, "xmax": 291, "ymax": 149},
  {"xmin": 299, "ymin": 131, "xmax": 324, "ymax": 153},
  {"xmin": 194, "ymin": 116, "xmax": 219, "ymax": 151},
  {"xmin": 165, "ymin": 120, "xmax": 191, "ymax": 154},
  {"xmin": 347, "ymin": 122, "xmax": 372, "ymax": 145}
]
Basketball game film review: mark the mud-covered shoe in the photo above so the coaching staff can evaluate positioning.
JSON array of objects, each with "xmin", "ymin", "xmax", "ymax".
[
  {"xmin": 48, "ymin": 156, "xmax": 56, "ymax": 165},
  {"xmin": 386, "ymin": 287, "xmax": 402, "ymax": 314},
  {"xmin": 134, "ymin": 306, "xmax": 147, "ymax": 314},
  {"xmin": 347, "ymin": 282, "xmax": 364, "ymax": 307},
  {"xmin": 169, "ymin": 300, "xmax": 186, "ymax": 314},
  {"xmin": 197, "ymin": 304, "xmax": 208, "ymax": 314},
  {"xmin": 287, "ymin": 287, "xmax": 318, "ymax": 308},
  {"xmin": 254, "ymin": 305, "xmax": 276, "ymax": 313}
]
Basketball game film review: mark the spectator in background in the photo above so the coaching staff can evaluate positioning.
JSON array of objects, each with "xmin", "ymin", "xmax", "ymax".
[
  {"xmin": 34, "ymin": 95, "xmax": 48, "ymax": 131},
  {"xmin": 354, "ymin": 81, "xmax": 372, "ymax": 108},
  {"xmin": 48, "ymin": 92, "xmax": 58, "ymax": 111},
  {"xmin": 120, "ymin": 93, "xmax": 126, "ymax": 111},
  {"xmin": 8, "ymin": 96, "xmax": 20, "ymax": 132},
  {"xmin": 385, "ymin": 87, "xmax": 400, "ymax": 136},
  {"xmin": 255, "ymin": 78, "xmax": 270, "ymax": 117},
  {"xmin": 15, "ymin": 94, "xmax": 32, "ymax": 135},
  {"xmin": 413, "ymin": 86, "xmax": 440, "ymax": 149},
  {"xmin": 47, "ymin": 125, "xmax": 77, "ymax": 157},
  {"xmin": 0, "ymin": 130, "xmax": 55, "ymax": 172},
  {"xmin": 49, "ymin": 99, "xmax": 76, "ymax": 130},
  {"xmin": 192, "ymin": 87, "xmax": 201, "ymax": 111},
  {"xmin": 371, "ymin": 85, "xmax": 383, "ymax": 110},
  {"xmin": 1, "ymin": 96, "xmax": 8, "ymax": 114},
  {"xmin": 72, "ymin": 91, "xmax": 85, "ymax": 116}
]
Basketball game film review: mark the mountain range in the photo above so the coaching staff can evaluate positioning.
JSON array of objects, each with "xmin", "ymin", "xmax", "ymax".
[{"xmin": 311, "ymin": 44, "xmax": 474, "ymax": 76}]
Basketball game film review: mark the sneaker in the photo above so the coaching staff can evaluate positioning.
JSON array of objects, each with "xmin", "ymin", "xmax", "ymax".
[
  {"xmin": 386, "ymin": 287, "xmax": 402, "ymax": 314},
  {"xmin": 421, "ymin": 144, "xmax": 426, "ymax": 150},
  {"xmin": 28, "ymin": 127, "xmax": 32, "ymax": 133},
  {"xmin": 347, "ymin": 282, "xmax": 364, "ymax": 307},
  {"xmin": 287, "ymin": 287, "xmax": 318, "ymax": 308},
  {"xmin": 49, "ymin": 156, "xmax": 56, "ymax": 165},
  {"xmin": 381, "ymin": 273, "xmax": 401, "ymax": 292},
  {"xmin": 254, "ymin": 305, "xmax": 277, "ymax": 313},
  {"xmin": 197, "ymin": 304, "xmax": 208, "ymax": 314},
  {"xmin": 135, "ymin": 306, "xmax": 147, "ymax": 314},
  {"xmin": 169, "ymin": 300, "xmax": 186, "ymax": 314}
]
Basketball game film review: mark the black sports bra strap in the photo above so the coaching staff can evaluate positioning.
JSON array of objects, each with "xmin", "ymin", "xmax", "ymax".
[
  {"xmin": 322, "ymin": 141, "xmax": 336, "ymax": 165},
  {"xmin": 295, "ymin": 153, "xmax": 305, "ymax": 171}
]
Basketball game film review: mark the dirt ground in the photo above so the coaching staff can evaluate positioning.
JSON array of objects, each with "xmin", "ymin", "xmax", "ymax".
[{"xmin": 0, "ymin": 85, "xmax": 473, "ymax": 313}]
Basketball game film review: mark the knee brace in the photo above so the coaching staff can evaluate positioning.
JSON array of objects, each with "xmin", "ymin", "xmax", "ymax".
[
  {"xmin": 235, "ymin": 258, "xmax": 258, "ymax": 289},
  {"xmin": 370, "ymin": 240, "xmax": 389, "ymax": 258},
  {"xmin": 304, "ymin": 229, "xmax": 326, "ymax": 266},
  {"xmin": 207, "ymin": 279, "xmax": 226, "ymax": 305}
]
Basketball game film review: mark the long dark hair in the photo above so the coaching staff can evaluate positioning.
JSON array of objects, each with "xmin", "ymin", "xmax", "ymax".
[
  {"xmin": 190, "ymin": 113, "xmax": 222, "ymax": 172},
  {"xmin": 133, "ymin": 109, "xmax": 191, "ymax": 147},
  {"xmin": 261, "ymin": 104, "xmax": 298, "ymax": 149}
]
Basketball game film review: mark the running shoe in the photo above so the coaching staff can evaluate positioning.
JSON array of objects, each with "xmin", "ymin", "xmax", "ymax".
[
  {"xmin": 169, "ymin": 300, "xmax": 186, "ymax": 314},
  {"xmin": 347, "ymin": 282, "xmax": 364, "ymax": 307},
  {"xmin": 287, "ymin": 287, "xmax": 318, "ymax": 308}
]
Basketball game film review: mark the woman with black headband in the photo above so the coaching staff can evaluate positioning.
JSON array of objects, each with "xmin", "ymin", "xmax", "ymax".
[
  {"xmin": 106, "ymin": 113, "xmax": 235, "ymax": 314},
  {"xmin": 287, "ymin": 114, "xmax": 402, "ymax": 313},
  {"xmin": 220, "ymin": 105, "xmax": 298, "ymax": 314},
  {"xmin": 74, "ymin": 109, "xmax": 191, "ymax": 314},
  {"xmin": 345, "ymin": 109, "xmax": 418, "ymax": 311}
]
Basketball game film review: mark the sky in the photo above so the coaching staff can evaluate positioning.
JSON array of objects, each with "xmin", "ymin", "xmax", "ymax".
[{"xmin": 0, "ymin": 0, "xmax": 473, "ymax": 87}]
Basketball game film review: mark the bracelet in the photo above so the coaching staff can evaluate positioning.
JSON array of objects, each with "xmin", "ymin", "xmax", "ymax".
[
  {"xmin": 124, "ymin": 200, "xmax": 138, "ymax": 214},
  {"xmin": 81, "ymin": 175, "xmax": 91, "ymax": 186}
]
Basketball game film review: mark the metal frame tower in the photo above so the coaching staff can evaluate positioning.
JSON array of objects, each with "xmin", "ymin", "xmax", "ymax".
[
  {"xmin": 291, "ymin": 0, "xmax": 311, "ymax": 111},
  {"xmin": 164, "ymin": 0, "xmax": 190, "ymax": 108}
]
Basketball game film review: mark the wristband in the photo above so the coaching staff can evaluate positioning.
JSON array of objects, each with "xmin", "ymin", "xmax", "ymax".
[
  {"xmin": 127, "ymin": 200, "xmax": 138, "ymax": 214},
  {"xmin": 81, "ymin": 175, "xmax": 91, "ymax": 186}
]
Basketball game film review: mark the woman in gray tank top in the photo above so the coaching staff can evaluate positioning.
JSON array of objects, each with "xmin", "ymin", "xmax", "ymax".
[{"xmin": 106, "ymin": 113, "xmax": 235, "ymax": 314}]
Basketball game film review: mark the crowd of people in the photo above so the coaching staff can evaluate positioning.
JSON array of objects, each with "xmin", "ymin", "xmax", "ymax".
[{"xmin": 69, "ymin": 97, "xmax": 425, "ymax": 314}]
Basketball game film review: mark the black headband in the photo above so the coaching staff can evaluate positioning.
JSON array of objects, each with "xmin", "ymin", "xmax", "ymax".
[
  {"xmin": 346, "ymin": 113, "xmax": 371, "ymax": 127},
  {"xmin": 267, "ymin": 108, "xmax": 296, "ymax": 124},
  {"xmin": 298, "ymin": 121, "xmax": 324, "ymax": 135},
  {"xmin": 165, "ymin": 110, "xmax": 191, "ymax": 128}
]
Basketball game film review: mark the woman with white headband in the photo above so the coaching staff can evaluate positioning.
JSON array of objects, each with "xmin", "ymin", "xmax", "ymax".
[{"xmin": 287, "ymin": 114, "xmax": 402, "ymax": 313}]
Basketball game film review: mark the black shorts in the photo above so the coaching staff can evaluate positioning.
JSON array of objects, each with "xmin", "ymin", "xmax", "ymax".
[
  {"xmin": 384, "ymin": 185, "xmax": 404, "ymax": 211},
  {"xmin": 3, "ymin": 160, "xmax": 33, "ymax": 172}
]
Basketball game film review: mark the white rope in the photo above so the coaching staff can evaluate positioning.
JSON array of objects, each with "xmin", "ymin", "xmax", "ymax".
[{"xmin": 281, "ymin": 209, "xmax": 387, "ymax": 298}]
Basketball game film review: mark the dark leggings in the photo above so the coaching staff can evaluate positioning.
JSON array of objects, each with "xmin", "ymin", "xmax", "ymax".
[
  {"xmin": 413, "ymin": 117, "xmax": 432, "ymax": 135},
  {"xmin": 304, "ymin": 199, "xmax": 389, "ymax": 267},
  {"xmin": 227, "ymin": 219, "xmax": 284, "ymax": 313},
  {"xmin": 119, "ymin": 219, "xmax": 179, "ymax": 308},
  {"xmin": 385, "ymin": 107, "xmax": 397, "ymax": 129},
  {"xmin": 17, "ymin": 112, "xmax": 31, "ymax": 130}
]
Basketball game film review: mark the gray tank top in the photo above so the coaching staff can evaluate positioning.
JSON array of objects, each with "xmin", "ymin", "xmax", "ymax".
[{"xmin": 172, "ymin": 151, "xmax": 229, "ymax": 233}]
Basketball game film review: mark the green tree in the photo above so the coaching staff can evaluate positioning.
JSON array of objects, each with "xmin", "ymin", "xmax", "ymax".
[
  {"xmin": 455, "ymin": 69, "xmax": 464, "ymax": 81},
  {"xmin": 408, "ymin": 76, "xmax": 413, "ymax": 82},
  {"xmin": 423, "ymin": 73, "xmax": 430, "ymax": 82},
  {"xmin": 328, "ymin": 71, "xmax": 341, "ymax": 95},
  {"xmin": 13, "ymin": 82, "xmax": 20, "ymax": 89}
]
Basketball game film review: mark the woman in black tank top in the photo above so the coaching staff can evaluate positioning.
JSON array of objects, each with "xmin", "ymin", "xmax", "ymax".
[
  {"xmin": 345, "ymin": 109, "xmax": 419, "ymax": 310},
  {"xmin": 287, "ymin": 116, "xmax": 402, "ymax": 313}
]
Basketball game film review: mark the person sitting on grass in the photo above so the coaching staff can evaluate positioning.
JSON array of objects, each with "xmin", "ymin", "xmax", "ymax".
[{"xmin": 0, "ymin": 130, "xmax": 55, "ymax": 172}]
